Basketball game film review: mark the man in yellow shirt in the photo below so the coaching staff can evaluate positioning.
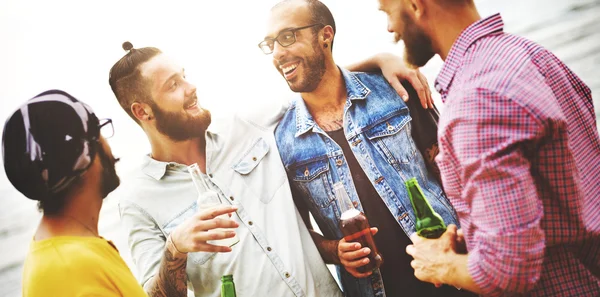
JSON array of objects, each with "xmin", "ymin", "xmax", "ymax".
[{"xmin": 1, "ymin": 90, "xmax": 148, "ymax": 296}]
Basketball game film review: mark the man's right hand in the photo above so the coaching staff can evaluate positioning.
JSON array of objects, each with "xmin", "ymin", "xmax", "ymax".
[
  {"xmin": 170, "ymin": 205, "xmax": 239, "ymax": 254},
  {"xmin": 337, "ymin": 227, "xmax": 378, "ymax": 278}
]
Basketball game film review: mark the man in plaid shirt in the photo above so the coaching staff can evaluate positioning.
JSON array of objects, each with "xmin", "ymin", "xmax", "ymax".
[{"xmin": 377, "ymin": 0, "xmax": 600, "ymax": 296}]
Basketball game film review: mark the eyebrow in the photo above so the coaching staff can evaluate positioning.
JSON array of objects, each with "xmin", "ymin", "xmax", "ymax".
[
  {"xmin": 162, "ymin": 68, "xmax": 185, "ymax": 89},
  {"xmin": 264, "ymin": 27, "xmax": 295, "ymax": 40}
]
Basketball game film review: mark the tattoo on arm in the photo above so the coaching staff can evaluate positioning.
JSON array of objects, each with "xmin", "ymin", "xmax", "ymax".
[{"xmin": 147, "ymin": 246, "xmax": 188, "ymax": 297}]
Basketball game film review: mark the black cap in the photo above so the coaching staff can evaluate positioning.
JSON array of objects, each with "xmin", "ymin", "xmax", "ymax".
[{"xmin": 2, "ymin": 90, "xmax": 100, "ymax": 201}]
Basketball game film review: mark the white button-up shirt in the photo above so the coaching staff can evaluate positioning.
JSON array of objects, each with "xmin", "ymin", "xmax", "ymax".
[{"xmin": 117, "ymin": 110, "xmax": 341, "ymax": 297}]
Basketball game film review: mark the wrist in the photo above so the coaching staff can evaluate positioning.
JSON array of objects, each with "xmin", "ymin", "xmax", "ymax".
[
  {"xmin": 166, "ymin": 233, "xmax": 188, "ymax": 258},
  {"xmin": 441, "ymin": 253, "xmax": 465, "ymax": 287}
]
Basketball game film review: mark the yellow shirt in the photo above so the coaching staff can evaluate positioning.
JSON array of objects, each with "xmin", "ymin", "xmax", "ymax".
[{"xmin": 22, "ymin": 236, "xmax": 148, "ymax": 297}]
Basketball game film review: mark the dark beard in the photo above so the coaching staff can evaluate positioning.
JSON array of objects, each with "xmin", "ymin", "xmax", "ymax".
[
  {"xmin": 287, "ymin": 39, "xmax": 326, "ymax": 93},
  {"xmin": 400, "ymin": 11, "xmax": 436, "ymax": 67},
  {"xmin": 97, "ymin": 145, "xmax": 120, "ymax": 198},
  {"xmin": 149, "ymin": 101, "xmax": 211, "ymax": 142}
]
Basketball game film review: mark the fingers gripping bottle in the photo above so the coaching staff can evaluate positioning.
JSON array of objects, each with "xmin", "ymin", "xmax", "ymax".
[
  {"xmin": 188, "ymin": 163, "xmax": 240, "ymax": 247},
  {"xmin": 335, "ymin": 182, "xmax": 383, "ymax": 273}
]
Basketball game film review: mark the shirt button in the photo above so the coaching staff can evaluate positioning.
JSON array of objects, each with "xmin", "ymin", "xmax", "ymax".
[
  {"xmin": 252, "ymin": 156, "xmax": 257, "ymax": 161},
  {"xmin": 353, "ymin": 201, "xmax": 358, "ymax": 207},
  {"xmin": 229, "ymin": 196, "xmax": 234, "ymax": 201},
  {"xmin": 387, "ymin": 125, "xmax": 394, "ymax": 131},
  {"xmin": 248, "ymin": 221, "xmax": 253, "ymax": 225},
  {"xmin": 284, "ymin": 272, "xmax": 291, "ymax": 278},
  {"xmin": 208, "ymin": 173, "xmax": 213, "ymax": 178},
  {"xmin": 336, "ymin": 159, "xmax": 343, "ymax": 166},
  {"xmin": 267, "ymin": 247, "xmax": 272, "ymax": 252}
]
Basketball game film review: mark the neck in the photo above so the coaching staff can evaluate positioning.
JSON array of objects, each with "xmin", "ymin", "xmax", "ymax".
[
  {"xmin": 35, "ymin": 181, "xmax": 102, "ymax": 240},
  {"xmin": 301, "ymin": 60, "xmax": 346, "ymax": 116},
  {"xmin": 147, "ymin": 130, "xmax": 207, "ymax": 172},
  {"xmin": 432, "ymin": 6, "xmax": 481, "ymax": 60}
]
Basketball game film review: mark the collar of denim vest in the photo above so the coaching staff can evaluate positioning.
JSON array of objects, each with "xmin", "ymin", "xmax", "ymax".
[
  {"xmin": 142, "ymin": 128, "xmax": 222, "ymax": 180},
  {"xmin": 434, "ymin": 13, "xmax": 504, "ymax": 101},
  {"xmin": 294, "ymin": 67, "xmax": 371, "ymax": 137}
]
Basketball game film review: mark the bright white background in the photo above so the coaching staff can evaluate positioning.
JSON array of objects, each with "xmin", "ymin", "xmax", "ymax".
[{"xmin": 1, "ymin": 0, "xmax": 598, "ymax": 296}]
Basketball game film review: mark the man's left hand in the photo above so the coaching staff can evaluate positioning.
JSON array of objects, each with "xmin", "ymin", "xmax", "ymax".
[
  {"xmin": 406, "ymin": 224, "xmax": 460, "ymax": 286},
  {"xmin": 376, "ymin": 53, "xmax": 433, "ymax": 109}
]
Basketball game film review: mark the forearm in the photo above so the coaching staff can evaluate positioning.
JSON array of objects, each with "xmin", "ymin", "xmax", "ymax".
[
  {"xmin": 309, "ymin": 230, "xmax": 341, "ymax": 265},
  {"xmin": 443, "ymin": 254, "xmax": 481, "ymax": 294},
  {"xmin": 346, "ymin": 53, "xmax": 398, "ymax": 72},
  {"xmin": 146, "ymin": 237, "xmax": 189, "ymax": 297}
]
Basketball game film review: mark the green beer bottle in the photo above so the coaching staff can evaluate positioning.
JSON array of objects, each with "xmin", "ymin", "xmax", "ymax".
[
  {"xmin": 405, "ymin": 177, "xmax": 447, "ymax": 238},
  {"xmin": 221, "ymin": 275, "xmax": 237, "ymax": 297}
]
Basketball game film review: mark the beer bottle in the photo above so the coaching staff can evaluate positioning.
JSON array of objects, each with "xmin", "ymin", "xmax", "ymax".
[
  {"xmin": 405, "ymin": 177, "xmax": 446, "ymax": 239},
  {"xmin": 221, "ymin": 275, "xmax": 237, "ymax": 297},
  {"xmin": 188, "ymin": 163, "xmax": 240, "ymax": 247},
  {"xmin": 335, "ymin": 182, "xmax": 383, "ymax": 273}
]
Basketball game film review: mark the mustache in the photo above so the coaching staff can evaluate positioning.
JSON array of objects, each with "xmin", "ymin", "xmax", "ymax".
[{"xmin": 183, "ymin": 93, "xmax": 198, "ymax": 108}]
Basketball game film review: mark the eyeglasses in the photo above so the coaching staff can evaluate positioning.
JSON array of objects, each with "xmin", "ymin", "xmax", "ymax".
[
  {"xmin": 258, "ymin": 23, "xmax": 323, "ymax": 55},
  {"xmin": 99, "ymin": 118, "xmax": 114, "ymax": 139}
]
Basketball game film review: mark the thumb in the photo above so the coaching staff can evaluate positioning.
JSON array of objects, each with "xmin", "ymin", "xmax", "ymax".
[{"xmin": 370, "ymin": 227, "xmax": 379, "ymax": 236}]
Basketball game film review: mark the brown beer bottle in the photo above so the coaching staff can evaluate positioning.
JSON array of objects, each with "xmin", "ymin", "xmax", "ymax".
[{"xmin": 335, "ymin": 182, "xmax": 383, "ymax": 273}]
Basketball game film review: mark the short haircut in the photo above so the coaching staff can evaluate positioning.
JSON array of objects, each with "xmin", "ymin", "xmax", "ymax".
[
  {"xmin": 108, "ymin": 42, "xmax": 162, "ymax": 124},
  {"xmin": 273, "ymin": 0, "xmax": 336, "ymax": 51}
]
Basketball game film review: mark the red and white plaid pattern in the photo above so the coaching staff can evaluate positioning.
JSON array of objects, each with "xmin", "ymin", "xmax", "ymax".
[{"xmin": 435, "ymin": 13, "xmax": 600, "ymax": 297}]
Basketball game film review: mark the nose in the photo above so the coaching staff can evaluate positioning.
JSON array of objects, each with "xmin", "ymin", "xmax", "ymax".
[
  {"xmin": 272, "ymin": 41, "xmax": 287, "ymax": 62},
  {"xmin": 185, "ymin": 81, "xmax": 197, "ymax": 97}
]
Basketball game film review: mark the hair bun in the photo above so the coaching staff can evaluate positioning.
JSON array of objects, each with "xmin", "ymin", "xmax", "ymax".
[{"xmin": 122, "ymin": 41, "xmax": 133, "ymax": 52}]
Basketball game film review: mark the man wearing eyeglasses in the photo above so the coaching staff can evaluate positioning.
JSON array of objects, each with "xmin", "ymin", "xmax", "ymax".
[
  {"xmin": 108, "ymin": 34, "xmax": 432, "ymax": 296},
  {"xmin": 2, "ymin": 90, "xmax": 148, "ymax": 297},
  {"xmin": 262, "ymin": 1, "xmax": 471, "ymax": 297}
]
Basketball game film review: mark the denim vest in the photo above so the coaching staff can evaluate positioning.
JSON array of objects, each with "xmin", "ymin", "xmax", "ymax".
[{"xmin": 274, "ymin": 68, "xmax": 460, "ymax": 297}]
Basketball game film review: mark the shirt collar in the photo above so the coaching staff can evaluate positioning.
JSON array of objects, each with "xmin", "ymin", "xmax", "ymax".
[
  {"xmin": 141, "ymin": 128, "xmax": 220, "ymax": 180},
  {"xmin": 434, "ymin": 13, "xmax": 504, "ymax": 100},
  {"xmin": 294, "ymin": 67, "xmax": 370, "ymax": 137}
]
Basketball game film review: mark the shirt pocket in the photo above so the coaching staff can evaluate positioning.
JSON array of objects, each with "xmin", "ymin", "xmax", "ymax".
[
  {"xmin": 365, "ymin": 109, "xmax": 417, "ymax": 165},
  {"xmin": 232, "ymin": 137, "xmax": 285, "ymax": 204},
  {"xmin": 163, "ymin": 206, "xmax": 216, "ymax": 265},
  {"xmin": 292, "ymin": 157, "xmax": 335, "ymax": 209}
]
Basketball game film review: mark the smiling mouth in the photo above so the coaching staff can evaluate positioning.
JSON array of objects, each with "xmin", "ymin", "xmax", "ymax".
[
  {"xmin": 280, "ymin": 61, "xmax": 300, "ymax": 79},
  {"xmin": 184, "ymin": 97, "xmax": 198, "ymax": 110}
]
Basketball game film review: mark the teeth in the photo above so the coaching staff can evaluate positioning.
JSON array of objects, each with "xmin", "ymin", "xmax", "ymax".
[
  {"xmin": 281, "ymin": 63, "xmax": 298, "ymax": 74},
  {"xmin": 186, "ymin": 99, "xmax": 197, "ymax": 109}
]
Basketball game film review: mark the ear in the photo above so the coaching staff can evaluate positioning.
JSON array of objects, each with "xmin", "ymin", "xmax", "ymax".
[
  {"xmin": 407, "ymin": 0, "xmax": 426, "ymax": 19},
  {"xmin": 131, "ymin": 102, "xmax": 153, "ymax": 122},
  {"xmin": 321, "ymin": 25, "xmax": 335, "ymax": 49}
]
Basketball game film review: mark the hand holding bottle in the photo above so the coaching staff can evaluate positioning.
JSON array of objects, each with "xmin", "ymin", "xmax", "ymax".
[
  {"xmin": 170, "ymin": 205, "xmax": 239, "ymax": 253},
  {"xmin": 337, "ymin": 227, "xmax": 379, "ymax": 278}
]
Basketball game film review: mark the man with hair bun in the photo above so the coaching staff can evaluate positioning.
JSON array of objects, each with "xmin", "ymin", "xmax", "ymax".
[
  {"xmin": 2, "ymin": 90, "xmax": 147, "ymax": 297},
  {"xmin": 108, "ymin": 39, "xmax": 429, "ymax": 297}
]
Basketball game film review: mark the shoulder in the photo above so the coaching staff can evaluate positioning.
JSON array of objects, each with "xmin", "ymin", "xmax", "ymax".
[
  {"xmin": 26, "ymin": 238, "xmax": 114, "ymax": 273},
  {"xmin": 453, "ymin": 34, "xmax": 555, "ymax": 120},
  {"xmin": 274, "ymin": 96, "xmax": 302, "ymax": 140},
  {"xmin": 461, "ymin": 33, "xmax": 546, "ymax": 91},
  {"xmin": 346, "ymin": 70, "xmax": 393, "ymax": 91}
]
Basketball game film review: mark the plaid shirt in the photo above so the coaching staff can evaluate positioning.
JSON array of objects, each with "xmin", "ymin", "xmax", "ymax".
[{"xmin": 435, "ymin": 14, "xmax": 600, "ymax": 296}]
